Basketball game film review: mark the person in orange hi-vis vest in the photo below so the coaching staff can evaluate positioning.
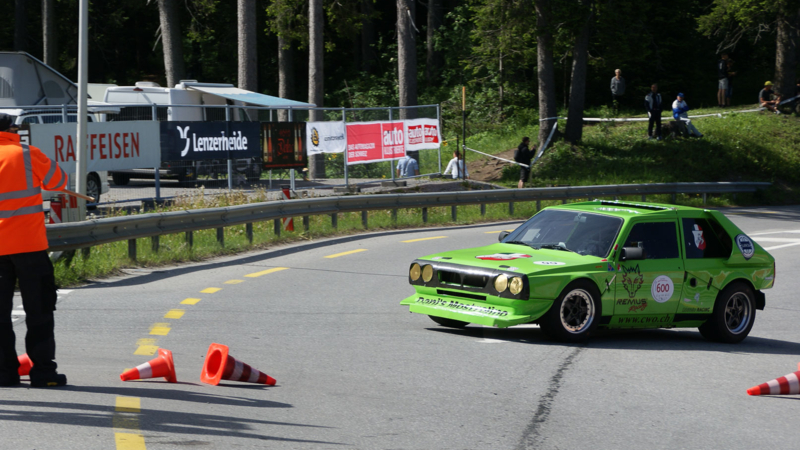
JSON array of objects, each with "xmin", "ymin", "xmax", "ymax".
[{"xmin": 0, "ymin": 113, "xmax": 69, "ymax": 387}]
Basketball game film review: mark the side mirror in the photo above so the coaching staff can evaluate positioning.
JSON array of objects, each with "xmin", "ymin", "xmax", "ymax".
[
  {"xmin": 498, "ymin": 231, "xmax": 510, "ymax": 242},
  {"xmin": 620, "ymin": 246, "xmax": 645, "ymax": 261}
]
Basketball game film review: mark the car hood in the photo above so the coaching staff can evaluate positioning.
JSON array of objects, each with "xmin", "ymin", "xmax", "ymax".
[{"xmin": 418, "ymin": 243, "xmax": 605, "ymax": 273}]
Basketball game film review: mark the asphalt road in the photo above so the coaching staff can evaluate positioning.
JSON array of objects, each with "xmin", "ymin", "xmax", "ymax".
[{"xmin": 3, "ymin": 205, "xmax": 800, "ymax": 449}]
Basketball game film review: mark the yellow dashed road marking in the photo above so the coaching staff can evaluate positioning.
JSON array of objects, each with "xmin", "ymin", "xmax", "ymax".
[
  {"xmin": 115, "ymin": 397, "xmax": 141, "ymax": 413},
  {"xmin": 401, "ymin": 236, "xmax": 447, "ymax": 243},
  {"xmin": 115, "ymin": 433, "xmax": 146, "ymax": 450},
  {"xmin": 149, "ymin": 323, "xmax": 171, "ymax": 336},
  {"xmin": 324, "ymin": 249, "xmax": 367, "ymax": 259},
  {"xmin": 225, "ymin": 279, "xmax": 244, "ymax": 284},
  {"xmin": 163, "ymin": 309, "xmax": 185, "ymax": 319},
  {"xmin": 134, "ymin": 338, "xmax": 158, "ymax": 356},
  {"xmin": 245, "ymin": 267, "xmax": 289, "ymax": 278},
  {"xmin": 484, "ymin": 229, "xmax": 515, "ymax": 234},
  {"xmin": 200, "ymin": 287, "xmax": 221, "ymax": 294},
  {"xmin": 181, "ymin": 298, "xmax": 201, "ymax": 305},
  {"xmin": 114, "ymin": 396, "xmax": 146, "ymax": 449}
]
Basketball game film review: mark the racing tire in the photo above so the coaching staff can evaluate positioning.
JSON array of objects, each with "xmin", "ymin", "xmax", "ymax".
[
  {"xmin": 86, "ymin": 173, "xmax": 100, "ymax": 210},
  {"xmin": 111, "ymin": 173, "xmax": 130, "ymax": 186},
  {"xmin": 698, "ymin": 282, "xmax": 756, "ymax": 344},
  {"xmin": 428, "ymin": 315, "xmax": 469, "ymax": 329},
  {"xmin": 539, "ymin": 280, "xmax": 601, "ymax": 343}
]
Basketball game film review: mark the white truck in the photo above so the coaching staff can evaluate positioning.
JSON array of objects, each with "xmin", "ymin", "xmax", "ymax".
[{"xmin": 102, "ymin": 81, "xmax": 261, "ymax": 185}]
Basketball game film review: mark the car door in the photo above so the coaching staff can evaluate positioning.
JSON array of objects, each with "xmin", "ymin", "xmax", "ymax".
[
  {"xmin": 676, "ymin": 214, "xmax": 730, "ymax": 317},
  {"xmin": 614, "ymin": 220, "xmax": 684, "ymax": 326}
]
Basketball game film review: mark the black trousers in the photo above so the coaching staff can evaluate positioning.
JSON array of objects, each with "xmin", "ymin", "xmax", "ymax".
[
  {"xmin": 648, "ymin": 112, "xmax": 662, "ymax": 137},
  {"xmin": 0, "ymin": 250, "xmax": 59, "ymax": 379}
]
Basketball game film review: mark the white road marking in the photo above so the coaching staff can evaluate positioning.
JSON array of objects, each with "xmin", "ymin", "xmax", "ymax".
[
  {"xmin": 764, "ymin": 242, "xmax": 800, "ymax": 251},
  {"xmin": 750, "ymin": 230, "xmax": 800, "ymax": 236},
  {"xmin": 476, "ymin": 324, "xmax": 539, "ymax": 343},
  {"xmin": 754, "ymin": 237, "xmax": 800, "ymax": 242}
]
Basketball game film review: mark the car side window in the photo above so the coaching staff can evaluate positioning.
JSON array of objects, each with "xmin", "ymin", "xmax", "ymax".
[
  {"xmin": 41, "ymin": 115, "xmax": 63, "ymax": 124},
  {"xmin": 623, "ymin": 222, "xmax": 679, "ymax": 259},
  {"xmin": 22, "ymin": 116, "xmax": 39, "ymax": 124},
  {"xmin": 682, "ymin": 218, "xmax": 732, "ymax": 259}
]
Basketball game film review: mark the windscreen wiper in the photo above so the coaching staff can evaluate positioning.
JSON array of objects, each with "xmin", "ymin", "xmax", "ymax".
[
  {"xmin": 539, "ymin": 243, "xmax": 576, "ymax": 253},
  {"xmin": 505, "ymin": 240, "xmax": 539, "ymax": 250}
]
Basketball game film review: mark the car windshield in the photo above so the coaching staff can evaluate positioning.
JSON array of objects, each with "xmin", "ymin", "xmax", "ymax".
[{"xmin": 503, "ymin": 209, "xmax": 623, "ymax": 258}]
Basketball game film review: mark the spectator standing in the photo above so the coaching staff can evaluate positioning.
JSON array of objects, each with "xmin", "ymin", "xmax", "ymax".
[
  {"xmin": 644, "ymin": 84, "xmax": 663, "ymax": 140},
  {"xmin": 610, "ymin": 69, "xmax": 626, "ymax": 112},
  {"xmin": 514, "ymin": 137, "xmax": 535, "ymax": 188},
  {"xmin": 672, "ymin": 93, "xmax": 703, "ymax": 137},
  {"xmin": 0, "ymin": 114, "xmax": 69, "ymax": 388},
  {"xmin": 717, "ymin": 53, "xmax": 730, "ymax": 107},
  {"xmin": 396, "ymin": 153, "xmax": 419, "ymax": 177},
  {"xmin": 759, "ymin": 81, "xmax": 782, "ymax": 114},
  {"xmin": 443, "ymin": 151, "xmax": 469, "ymax": 180},
  {"xmin": 725, "ymin": 59, "xmax": 736, "ymax": 106}
]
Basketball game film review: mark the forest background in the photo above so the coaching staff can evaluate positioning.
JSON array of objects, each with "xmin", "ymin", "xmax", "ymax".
[{"xmin": 3, "ymin": 0, "xmax": 799, "ymax": 161}]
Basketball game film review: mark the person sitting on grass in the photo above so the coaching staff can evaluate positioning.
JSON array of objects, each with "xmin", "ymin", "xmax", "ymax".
[
  {"xmin": 759, "ymin": 81, "xmax": 782, "ymax": 114},
  {"xmin": 672, "ymin": 93, "xmax": 703, "ymax": 138}
]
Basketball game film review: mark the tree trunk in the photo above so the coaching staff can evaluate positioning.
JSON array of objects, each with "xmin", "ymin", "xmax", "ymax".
[
  {"xmin": 361, "ymin": 0, "xmax": 376, "ymax": 74},
  {"xmin": 534, "ymin": 0, "xmax": 557, "ymax": 147},
  {"xmin": 775, "ymin": 9, "xmax": 798, "ymax": 100},
  {"xmin": 157, "ymin": 0, "xmax": 186, "ymax": 88},
  {"xmin": 42, "ymin": 0, "xmax": 57, "ymax": 69},
  {"xmin": 426, "ymin": 0, "xmax": 443, "ymax": 85},
  {"xmin": 14, "ymin": 0, "xmax": 27, "ymax": 52},
  {"xmin": 565, "ymin": 6, "xmax": 595, "ymax": 144},
  {"xmin": 278, "ymin": 35, "xmax": 295, "ymax": 122},
  {"xmin": 237, "ymin": 0, "xmax": 257, "ymax": 92},
  {"xmin": 308, "ymin": 0, "xmax": 326, "ymax": 179},
  {"xmin": 397, "ymin": 0, "xmax": 418, "ymax": 120}
]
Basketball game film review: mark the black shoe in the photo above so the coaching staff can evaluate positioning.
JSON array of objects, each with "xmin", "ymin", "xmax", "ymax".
[
  {"xmin": 30, "ymin": 373, "xmax": 67, "ymax": 388},
  {"xmin": 0, "ymin": 373, "xmax": 21, "ymax": 387}
]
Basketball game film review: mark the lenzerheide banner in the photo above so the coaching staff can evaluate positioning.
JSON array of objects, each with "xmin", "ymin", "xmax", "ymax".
[{"xmin": 160, "ymin": 122, "xmax": 261, "ymax": 162}]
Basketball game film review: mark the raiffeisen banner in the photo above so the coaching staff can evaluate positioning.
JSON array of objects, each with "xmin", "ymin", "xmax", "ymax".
[
  {"xmin": 160, "ymin": 122, "xmax": 261, "ymax": 161},
  {"xmin": 404, "ymin": 118, "xmax": 441, "ymax": 151},
  {"xmin": 306, "ymin": 121, "xmax": 346, "ymax": 155},
  {"xmin": 346, "ymin": 121, "xmax": 406, "ymax": 165},
  {"xmin": 29, "ymin": 121, "xmax": 161, "ymax": 173}
]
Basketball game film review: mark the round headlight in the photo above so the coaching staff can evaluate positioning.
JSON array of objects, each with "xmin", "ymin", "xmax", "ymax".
[
  {"xmin": 494, "ymin": 274, "xmax": 508, "ymax": 293},
  {"xmin": 422, "ymin": 265, "xmax": 434, "ymax": 282},
  {"xmin": 509, "ymin": 277, "xmax": 524, "ymax": 295},
  {"xmin": 409, "ymin": 263, "xmax": 421, "ymax": 281}
]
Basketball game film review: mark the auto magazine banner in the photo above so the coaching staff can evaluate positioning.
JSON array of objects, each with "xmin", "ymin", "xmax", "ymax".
[
  {"xmin": 160, "ymin": 122, "xmax": 261, "ymax": 162},
  {"xmin": 306, "ymin": 121, "xmax": 346, "ymax": 155},
  {"xmin": 262, "ymin": 122, "xmax": 307, "ymax": 170},
  {"xmin": 29, "ymin": 121, "xmax": 161, "ymax": 173},
  {"xmin": 346, "ymin": 121, "xmax": 406, "ymax": 165},
  {"xmin": 404, "ymin": 118, "xmax": 441, "ymax": 152}
]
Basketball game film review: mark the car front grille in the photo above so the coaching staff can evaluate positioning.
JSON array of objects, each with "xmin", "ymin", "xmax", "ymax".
[{"xmin": 438, "ymin": 270, "xmax": 489, "ymax": 289}]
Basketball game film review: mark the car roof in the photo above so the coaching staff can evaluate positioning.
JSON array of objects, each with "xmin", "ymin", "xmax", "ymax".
[{"xmin": 546, "ymin": 200, "xmax": 702, "ymax": 219}]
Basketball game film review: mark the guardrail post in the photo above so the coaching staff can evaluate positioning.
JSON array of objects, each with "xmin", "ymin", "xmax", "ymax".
[
  {"xmin": 422, "ymin": 207, "xmax": 428, "ymax": 223},
  {"xmin": 246, "ymin": 223, "xmax": 253, "ymax": 243},
  {"xmin": 562, "ymin": 199, "xmax": 567, "ymax": 204},
  {"xmin": 151, "ymin": 236, "xmax": 159, "ymax": 253},
  {"xmin": 331, "ymin": 213, "xmax": 338, "ymax": 229},
  {"xmin": 128, "ymin": 239, "xmax": 136, "ymax": 261},
  {"xmin": 392, "ymin": 209, "xmax": 398, "ymax": 224},
  {"xmin": 185, "ymin": 231, "xmax": 193, "ymax": 248},
  {"xmin": 81, "ymin": 247, "xmax": 90, "ymax": 260},
  {"xmin": 451, "ymin": 205, "xmax": 457, "ymax": 221},
  {"xmin": 362, "ymin": 211, "xmax": 368, "ymax": 229},
  {"xmin": 303, "ymin": 216, "xmax": 310, "ymax": 231},
  {"xmin": 217, "ymin": 227, "xmax": 224, "ymax": 247},
  {"xmin": 702, "ymin": 193, "xmax": 707, "ymax": 204},
  {"xmin": 536, "ymin": 200, "xmax": 541, "ymax": 211},
  {"xmin": 641, "ymin": 195, "xmax": 646, "ymax": 202},
  {"xmin": 671, "ymin": 193, "xmax": 677, "ymax": 203},
  {"xmin": 509, "ymin": 202, "xmax": 514, "ymax": 215},
  {"xmin": 480, "ymin": 204, "xmax": 485, "ymax": 216},
  {"xmin": 274, "ymin": 219, "xmax": 281, "ymax": 237}
]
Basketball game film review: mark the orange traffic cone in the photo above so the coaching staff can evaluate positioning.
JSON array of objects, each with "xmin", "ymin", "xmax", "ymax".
[
  {"xmin": 747, "ymin": 362, "xmax": 800, "ymax": 396},
  {"xmin": 120, "ymin": 349, "xmax": 177, "ymax": 383},
  {"xmin": 200, "ymin": 343, "xmax": 276, "ymax": 386},
  {"xmin": 18, "ymin": 354, "xmax": 32, "ymax": 376}
]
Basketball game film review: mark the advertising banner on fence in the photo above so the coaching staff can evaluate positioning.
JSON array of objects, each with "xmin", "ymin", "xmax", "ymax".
[
  {"xmin": 306, "ymin": 121, "xmax": 346, "ymax": 155},
  {"xmin": 29, "ymin": 121, "xmax": 160, "ymax": 173},
  {"xmin": 160, "ymin": 121, "xmax": 261, "ymax": 162},
  {"xmin": 346, "ymin": 121, "xmax": 406, "ymax": 165},
  {"xmin": 404, "ymin": 118, "xmax": 441, "ymax": 152},
  {"xmin": 263, "ymin": 122, "xmax": 307, "ymax": 170}
]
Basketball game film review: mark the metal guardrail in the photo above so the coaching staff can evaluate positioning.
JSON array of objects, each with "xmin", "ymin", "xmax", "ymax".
[{"xmin": 45, "ymin": 182, "xmax": 771, "ymax": 253}]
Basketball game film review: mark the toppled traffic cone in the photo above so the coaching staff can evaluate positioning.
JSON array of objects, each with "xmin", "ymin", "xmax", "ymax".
[
  {"xmin": 747, "ymin": 362, "xmax": 800, "ymax": 396},
  {"xmin": 18, "ymin": 354, "xmax": 32, "ymax": 376},
  {"xmin": 120, "ymin": 349, "xmax": 177, "ymax": 383},
  {"xmin": 200, "ymin": 343, "xmax": 276, "ymax": 386}
]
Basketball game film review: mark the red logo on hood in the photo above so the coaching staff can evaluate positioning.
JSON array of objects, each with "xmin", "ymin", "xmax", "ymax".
[{"xmin": 475, "ymin": 253, "xmax": 532, "ymax": 261}]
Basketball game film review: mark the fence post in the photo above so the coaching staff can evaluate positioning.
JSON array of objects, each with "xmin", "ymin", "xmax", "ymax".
[
  {"xmin": 128, "ymin": 239, "xmax": 137, "ymax": 261},
  {"xmin": 422, "ymin": 207, "xmax": 428, "ymax": 223},
  {"xmin": 303, "ymin": 216, "xmax": 310, "ymax": 232},
  {"xmin": 246, "ymin": 223, "xmax": 253, "ymax": 244},
  {"xmin": 362, "ymin": 211, "xmax": 368, "ymax": 229},
  {"xmin": 185, "ymin": 231, "xmax": 193, "ymax": 248},
  {"xmin": 226, "ymin": 105, "xmax": 233, "ymax": 191},
  {"xmin": 331, "ymin": 213, "xmax": 338, "ymax": 229},
  {"xmin": 451, "ymin": 205, "xmax": 457, "ymax": 221},
  {"xmin": 217, "ymin": 228, "xmax": 224, "ymax": 247},
  {"xmin": 274, "ymin": 219, "xmax": 281, "ymax": 237},
  {"xmin": 152, "ymin": 103, "xmax": 161, "ymax": 201},
  {"xmin": 480, "ymin": 204, "xmax": 486, "ymax": 216},
  {"xmin": 151, "ymin": 235, "xmax": 159, "ymax": 253}
]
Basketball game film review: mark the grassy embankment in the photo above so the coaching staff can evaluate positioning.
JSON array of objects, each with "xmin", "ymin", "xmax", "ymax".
[{"xmin": 54, "ymin": 105, "xmax": 799, "ymax": 286}]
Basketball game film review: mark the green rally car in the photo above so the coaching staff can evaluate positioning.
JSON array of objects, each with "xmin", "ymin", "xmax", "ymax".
[{"xmin": 400, "ymin": 200, "xmax": 775, "ymax": 343}]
